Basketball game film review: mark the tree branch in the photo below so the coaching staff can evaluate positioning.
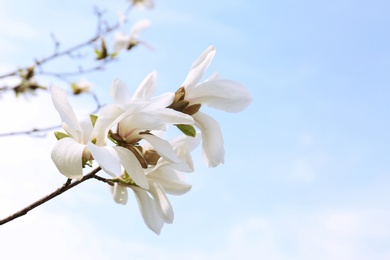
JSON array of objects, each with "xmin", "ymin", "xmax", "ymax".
[{"xmin": 0, "ymin": 167, "xmax": 101, "ymax": 225}]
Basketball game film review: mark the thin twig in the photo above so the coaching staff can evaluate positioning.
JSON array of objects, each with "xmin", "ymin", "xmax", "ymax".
[
  {"xmin": 93, "ymin": 175, "xmax": 115, "ymax": 186},
  {"xmin": 0, "ymin": 167, "xmax": 101, "ymax": 225}
]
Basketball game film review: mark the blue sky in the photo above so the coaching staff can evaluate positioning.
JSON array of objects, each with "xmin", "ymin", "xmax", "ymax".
[{"xmin": 0, "ymin": 0, "xmax": 389, "ymax": 259}]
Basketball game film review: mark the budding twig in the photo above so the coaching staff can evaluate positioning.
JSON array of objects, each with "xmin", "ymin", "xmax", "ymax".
[{"xmin": 0, "ymin": 167, "xmax": 102, "ymax": 225}]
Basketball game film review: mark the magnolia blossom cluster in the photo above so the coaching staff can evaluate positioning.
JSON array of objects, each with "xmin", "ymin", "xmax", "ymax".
[{"xmin": 51, "ymin": 46, "xmax": 252, "ymax": 234}]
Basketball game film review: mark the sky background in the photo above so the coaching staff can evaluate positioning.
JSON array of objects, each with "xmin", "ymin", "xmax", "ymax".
[{"xmin": 0, "ymin": 0, "xmax": 390, "ymax": 259}]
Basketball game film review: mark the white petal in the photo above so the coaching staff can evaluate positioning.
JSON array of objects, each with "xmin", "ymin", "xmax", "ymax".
[
  {"xmin": 182, "ymin": 46, "xmax": 216, "ymax": 92},
  {"xmin": 205, "ymin": 72, "xmax": 219, "ymax": 81},
  {"xmin": 141, "ymin": 133, "xmax": 180, "ymax": 163},
  {"xmin": 111, "ymin": 183, "xmax": 128, "ymax": 205},
  {"xmin": 51, "ymin": 138, "xmax": 85, "ymax": 180},
  {"xmin": 51, "ymin": 86, "xmax": 82, "ymax": 141},
  {"xmin": 192, "ymin": 112, "xmax": 224, "ymax": 167},
  {"xmin": 147, "ymin": 92, "xmax": 174, "ymax": 110},
  {"xmin": 154, "ymin": 108, "xmax": 194, "ymax": 125},
  {"xmin": 113, "ymin": 32, "xmax": 129, "ymax": 53},
  {"xmin": 172, "ymin": 134, "xmax": 201, "ymax": 152},
  {"xmin": 79, "ymin": 116, "xmax": 93, "ymax": 144},
  {"xmin": 113, "ymin": 146, "xmax": 149, "ymax": 190},
  {"xmin": 118, "ymin": 112, "xmax": 165, "ymax": 140},
  {"xmin": 148, "ymin": 181, "xmax": 174, "ymax": 223},
  {"xmin": 148, "ymin": 166, "xmax": 192, "ymax": 195},
  {"xmin": 132, "ymin": 187, "xmax": 164, "ymax": 235},
  {"xmin": 87, "ymin": 143, "xmax": 120, "ymax": 177},
  {"xmin": 186, "ymin": 79, "xmax": 252, "ymax": 112},
  {"xmin": 132, "ymin": 70, "xmax": 157, "ymax": 102},
  {"xmin": 110, "ymin": 79, "xmax": 132, "ymax": 104}
]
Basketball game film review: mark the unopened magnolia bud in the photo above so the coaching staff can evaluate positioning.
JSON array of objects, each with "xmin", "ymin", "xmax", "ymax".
[
  {"xmin": 144, "ymin": 150, "xmax": 160, "ymax": 165},
  {"xmin": 173, "ymin": 87, "xmax": 186, "ymax": 102},
  {"xmin": 182, "ymin": 103, "xmax": 201, "ymax": 115},
  {"xmin": 168, "ymin": 100, "xmax": 189, "ymax": 111},
  {"xmin": 127, "ymin": 145, "xmax": 148, "ymax": 169},
  {"xmin": 25, "ymin": 66, "xmax": 35, "ymax": 79}
]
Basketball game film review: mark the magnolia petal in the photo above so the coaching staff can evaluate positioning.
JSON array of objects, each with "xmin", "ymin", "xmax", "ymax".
[
  {"xmin": 148, "ymin": 166, "xmax": 192, "ymax": 195},
  {"xmin": 141, "ymin": 134, "xmax": 180, "ymax": 163},
  {"xmin": 118, "ymin": 112, "xmax": 165, "ymax": 139},
  {"xmin": 113, "ymin": 146, "xmax": 149, "ymax": 190},
  {"xmin": 147, "ymin": 93, "xmax": 175, "ymax": 110},
  {"xmin": 111, "ymin": 183, "xmax": 128, "ymax": 205},
  {"xmin": 192, "ymin": 112, "xmax": 224, "ymax": 167},
  {"xmin": 182, "ymin": 46, "xmax": 216, "ymax": 92},
  {"xmin": 132, "ymin": 187, "xmax": 164, "ymax": 235},
  {"xmin": 186, "ymin": 79, "xmax": 252, "ymax": 113},
  {"xmin": 87, "ymin": 143, "xmax": 120, "ymax": 177},
  {"xmin": 51, "ymin": 86, "xmax": 82, "ymax": 141},
  {"xmin": 172, "ymin": 145, "xmax": 195, "ymax": 172},
  {"xmin": 148, "ymin": 181, "xmax": 174, "ymax": 223},
  {"xmin": 132, "ymin": 70, "xmax": 157, "ymax": 102},
  {"xmin": 172, "ymin": 134, "xmax": 201, "ymax": 152},
  {"xmin": 90, "ymin": 104, "xmax": 123, "ymax": 146},
  {"xmin": 113, "ymin": 32, "xmax": 129, "ymax": 53},
  {"xmin": 130, "ymin": 19, "xmax": 151, "ymax": 38},
  {"xmin": 79, "ymin": 116, "xmax": 93, "ymax": 144},
  {"xmin": 154, "ymin": 108, "xmax": 194, "ymax": 125},
  {"xmin": 51, "ymin": 138, "xmax": 85, "ymax": 180},
  {"xmin": 205, "ymin": 72, "xmax": 219, "ymax": 81},
  {"xmin": 110, "ymin": 79, "xmax": 132, "ymax": 105}
]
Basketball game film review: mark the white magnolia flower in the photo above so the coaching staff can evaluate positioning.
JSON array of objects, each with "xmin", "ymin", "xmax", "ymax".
[
  {"xmin": 113, "ymin": 19, "xmax": 151, "ymax": 54},
  {"xmin": 171, "ymin": 45, "xmax": 252, "ymax": 167},
  {"xmin": 50, "ymin": 86, "xmax": 93, "ymax": 179},
  {"xmin": 87, "ymin": 73, "xmax": 192, "ymax": 188},
  {"xmin": 111, "ymin": 135, "xmax": 200, "ymax": 234}
]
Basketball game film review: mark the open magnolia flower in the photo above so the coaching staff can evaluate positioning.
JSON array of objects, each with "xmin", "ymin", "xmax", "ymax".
[
  {"xmin": 49, "ymin": 44, "xmax": 251, "ymax": 234},
  {"xmin": 51, "ymin": 86, "xmax": 93, "ymax": 179},
  {"xmin": 168, "ymin": 45, "xmax": 252, "ymax": 167}
]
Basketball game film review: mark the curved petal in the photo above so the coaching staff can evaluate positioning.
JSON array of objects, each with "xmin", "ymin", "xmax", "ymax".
[
  {"xmin": 132, "ymin": 70, "xmax": 157, "ymax": 102},
  {"xmin": 141, "ymin": 133, "xmax": 180, "ymax": 163},
  {"xmin": 111, "ymin": 183, "xmax": 128, "ymax": 205},
  {"xmin": 148, "ymin": 166, "xmax": 192, "ymax": 195},
  {"xmin": 148, "ymin": 181, "xmax": 174, "ymax": 224},
  {"xmin": 182, "ymin": 46, "xmax": 216, "ymax": 92},
  {"xmin": 110, "ymin": 79, "xmax": 132, "ymax": 105},
  {"xmin": 113, "ymin": 146, "xmax": 149, "ymax": 190},
  {"xmin": 171, "ymin": 134, "xmax": 201, "ymax": 152},
  {"xmin": 130, "ymin": 19, "xmax": 151, "ymax": 38},
  {"xmin": 186, "ymin": 79, "xmax": 252, "ymax": 113},
  {"xmin": 87, "ymin": 143, "xmax": 120, "ymax": 177},
  {"xmin": 51, "ymin": 86, "xmax": 82, "ymax": 141},
  {"xmin": 51, "ymin": 138, "xmax": 85, "ymax": 180},
  {"xmin": 131, "ymin": 187, "xmax": 164, "ymax": 235},
  {"xmin": 192, "ymin": 112, "xmax": 224, "ymax": 167}
]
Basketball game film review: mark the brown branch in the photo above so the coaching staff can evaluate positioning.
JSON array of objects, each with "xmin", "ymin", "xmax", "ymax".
[
  {"xmin": 93, "ymin": 175, "xmax": 115, "ymax": 186},
  {"xmin": 0, "ymin": 167, "xmax": 101, "ymax": 225}
]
